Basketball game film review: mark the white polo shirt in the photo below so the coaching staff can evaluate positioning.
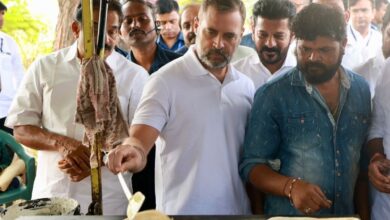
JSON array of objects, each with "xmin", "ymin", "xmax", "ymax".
[
  {"xmin": 132, "ymin": 46, "xmax": 253, "ymax": 215},
  {"xmin": 5, "ymin": 42, "xmax": 149, "ymax": 215},
  {"xmin": 233, "ymin": 49, "xmax": 296, "ymax": 90},
  {"xmin": 0, "ymin": 31, "xmax": 24, "ymax": 118},
  {"xmin": 368, "ymin": 58, "xmax": 390, "ymax": 220}
]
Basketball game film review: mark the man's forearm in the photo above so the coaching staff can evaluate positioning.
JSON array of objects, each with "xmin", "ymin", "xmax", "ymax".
[
  {"xmin": 249, "ymin": 164, "xmax": 291, "ymax": 197},
  {"xmin": 14, "ymin": 125, "xmax": 81, "ymax": 152},
  {"xmin": 367, "ymin": 138, "xmax": 385, "ymax": 160}
]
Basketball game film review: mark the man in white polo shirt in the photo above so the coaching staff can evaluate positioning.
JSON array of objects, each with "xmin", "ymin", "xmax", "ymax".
[
  {"xmin": 107, "ymin": 0, "xmax": 253, "ymax": 215},
  {"xmin": 233, "ymin": 0, "xmax": 296, "ymax": 89}
]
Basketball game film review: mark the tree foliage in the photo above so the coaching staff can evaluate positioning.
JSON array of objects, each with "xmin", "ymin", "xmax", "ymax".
[{"xmin": 2, "ymin": 0, "xmax": 52, "ymax": 68}]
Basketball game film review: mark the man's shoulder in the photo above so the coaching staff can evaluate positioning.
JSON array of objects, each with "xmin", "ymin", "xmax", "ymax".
[{"xmin": 109, "ymin": 51, "xmax": 148, "ymax": 77}]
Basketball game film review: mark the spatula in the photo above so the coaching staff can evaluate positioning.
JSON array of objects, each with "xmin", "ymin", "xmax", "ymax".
[{"xmin": 117, "ymin": 172, "xmax": 145, "ymax": 220}]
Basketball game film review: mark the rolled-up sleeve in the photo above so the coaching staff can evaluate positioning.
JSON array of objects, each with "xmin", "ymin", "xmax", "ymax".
[
  {"xmin": 5, "ymin": 59, "xmax": 43, "ymax": 128},
  {"xmin": 239, "ymin": 86, "xmax": 281, "ymax": 182}
]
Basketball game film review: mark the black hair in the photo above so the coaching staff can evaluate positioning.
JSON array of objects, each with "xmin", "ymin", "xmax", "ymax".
[
  {"xmin": 0, "ymin": 1, "xmax": 7, "ymax": 11},
  {"xmin": 155, "ymin": 0, "xmax": 179, "ymax": 14},
  {"xmin": 382, "ymin": 4, "xmax": 390, "ymax": 31},
  {"xmin": 74, "ymin": 0, "xmax": 123, "ymax": 23},
  {"xmin": 292, "ymin": 3, "xmax": 346, "ymax": 41},
  {"xmin": 199, "ymin": 0, "xmax": 246, "ymax": 25},
  {"xmin": 349, "ymin": 0, "xmax": 373, "ymax": 8},
  {"xmin": 252, "ymin": 0, "xmax": 296, "ymax": 27},
  {"xmin": 122, "ymin": 0, "xmax": 156, "ymax": 22},
  {"xmin": 375, "ymin": 0, "xmax": 388, "ymax": 10}
]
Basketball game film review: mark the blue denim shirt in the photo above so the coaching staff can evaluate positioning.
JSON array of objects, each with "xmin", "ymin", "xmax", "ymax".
[{"xmin": 239, "ymin": 67, "xmax": 371, "ymax": 215}]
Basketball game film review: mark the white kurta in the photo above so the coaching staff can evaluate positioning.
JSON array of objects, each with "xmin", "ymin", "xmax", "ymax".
[
  {"xmin": 0, "ymin": 31, "xmax": 24, "ymax": 118},
  {"xmin": 132, "ymin": 46, "xmax": 253, "ymax": 215},
  {"xmin": 343, "ymin": 24, "xmax": 382, "ymax": 71},
  {"xmin": 368, "ymin": 58, "xmax": 390, "ymax": 220},
  {"xmin": 5, "ymin": 42, "xmax": 148, "ymax": 215},
  {"xmin": 233, "ymin": 49, "xmax": 296, "ymax": 90}
]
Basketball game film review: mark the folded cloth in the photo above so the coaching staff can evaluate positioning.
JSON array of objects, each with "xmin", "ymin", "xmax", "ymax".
[{"xmin": 75, "ymin": 56, "xmax": 129, "ymax": 152}]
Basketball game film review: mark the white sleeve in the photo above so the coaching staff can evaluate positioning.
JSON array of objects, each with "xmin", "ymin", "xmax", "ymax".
[
  {"xmin": 131, "ymin": 73, "xmax": 170, "ymax": 132},
  {"xmin": 127, "ymin": 68, "xmax": 148, "ymax": 125},
  {"xmin": 5, "ymin": 59, "xmax": 43, "ymax": 128},
  {"xmin": 368, "ymin": 61, "xmax": 390, "ymax": 140}
]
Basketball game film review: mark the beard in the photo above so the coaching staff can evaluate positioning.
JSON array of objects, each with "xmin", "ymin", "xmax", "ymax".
[
  {"xmin": 258, "ymin": 46, "xmax": 285, "ymax": 65},
  {"xmin": 198, "ymin": 47, "xmax": 231, "ymax": 69},
  {"xmin": 297, "ymin": 49, "xmax": 344, "ymax": 85}
]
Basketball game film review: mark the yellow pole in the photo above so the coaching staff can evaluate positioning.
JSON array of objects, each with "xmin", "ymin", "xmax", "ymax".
[{"xmin": 82, "ymin": 0, "xmax": 103, "ymax": 215}]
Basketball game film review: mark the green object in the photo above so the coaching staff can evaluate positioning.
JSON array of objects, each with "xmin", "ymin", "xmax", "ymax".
[{"xmin": 0, "ymin": 130, "xmax": 36, "ymax": 204}]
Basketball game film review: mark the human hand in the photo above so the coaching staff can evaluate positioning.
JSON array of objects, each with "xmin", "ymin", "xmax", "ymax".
[
  {"xmin": 368, "ymin": 154, "xmax": 390, "ymax": 193},
  {"xmin": 290, "ymin": 180, "xmax": 332, "ymax": 215},
  {"xmin": 58, "ymin": 159, "xmax": 90, "ymax": 182},
  {"xmin": 106, "ymin": 144, "xmax": 147, "ymax": 174},
  {"xmin": 57, "ymin": 138, "xmax": 90, "ymax": 174}
]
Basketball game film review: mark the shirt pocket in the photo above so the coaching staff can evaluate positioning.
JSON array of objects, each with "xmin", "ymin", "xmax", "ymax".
[{"xmin": 284, "ymin": 111, "xmax": 320, "ymax": 149}]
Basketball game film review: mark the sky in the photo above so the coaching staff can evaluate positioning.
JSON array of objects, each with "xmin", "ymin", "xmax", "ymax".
[{"xmin": 28, "ymin": 0, "xmax": 59, "ymax": 35}]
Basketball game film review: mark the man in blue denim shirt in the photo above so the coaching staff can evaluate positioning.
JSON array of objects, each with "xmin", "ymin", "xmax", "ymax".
[{"xmin": 239, "ymin": 3, "xmax": 371, "ymax": 218}]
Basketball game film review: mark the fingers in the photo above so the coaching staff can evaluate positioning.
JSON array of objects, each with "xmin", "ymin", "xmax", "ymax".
[
  {"xmin": 369, "ymin": 161, "xmax": 390, "ymax": 193},
  {"xmin": 64, "ymin": 147, "xmax": 91, "ymax": 173},
  {"xmin": 107, "ymin": 145, "xmax": 145, "ymax": 174},
  {"xmin": 292, "ymin": 180, "xmax": 332, "ymax": 215}
]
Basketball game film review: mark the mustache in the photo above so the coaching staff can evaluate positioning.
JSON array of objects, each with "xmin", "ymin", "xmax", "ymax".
[
  {"xmin": 207, "ymin": 48, "xmax": 228, "ymax": 60},
  {"xmin": 305, "ymin": 61, "xmax": 327, "ymax": 69},
  {"xmin": 260, "ymin": 46, "xmax": 280, "ymax": 53},
  {"xmin": 187, "ymin": 32, "xmax": 196, "ymax": 41},
  {"xmin": 104, "ymin": 44, "xmax": 113, "ymax": 51},
  {"xmin": 129, "ymin": 28, "xmax": 146, "ymax": 37}
]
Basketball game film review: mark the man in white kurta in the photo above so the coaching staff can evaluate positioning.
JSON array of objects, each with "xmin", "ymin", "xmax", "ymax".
[
  {"xmin": 107, "ymin": 0, "xmax": 253, "ymax": 215},
  {"xmin": 5, "ymin": 1, "xmax": 148, "ymax": 214},
  {"xmin": 233, "ymin": 0, "xmax": 297, "ymax": 90},
  {"xmin": 367, "ymin": 58, "xmax": 390, "ymax": 220},
  {"xmin": 5, "ymin": 41, "xmax": 148, "ymax": 214}
]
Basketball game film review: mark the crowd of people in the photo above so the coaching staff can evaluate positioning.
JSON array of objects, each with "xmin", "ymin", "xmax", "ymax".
[{"xmin": 1, "ymin": 0, "xmax": 390, "ymax": 219}]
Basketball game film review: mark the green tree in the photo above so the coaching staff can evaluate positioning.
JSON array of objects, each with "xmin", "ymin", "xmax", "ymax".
[{"xmin": 2, "ymin": 0, "xmax": 52, "ymax": 68}]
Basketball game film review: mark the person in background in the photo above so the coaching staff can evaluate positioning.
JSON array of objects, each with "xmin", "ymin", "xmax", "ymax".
[
  {"xmin": 5, "ymin": 0, "xmax": 149, "ymax": 214},
  {"xmin": 175, "ymin": 3, "xmax": 200, "ymax": 54},
  {"xmin": 343, "ymin": 0, "xmax": 382, "ymax": 70},
  {"xmin": 119, "ymin": 0, "xmax": 181, "ymax": 210},
  {"xmin": 233, "ymin": 0, "xmax": 296, "ymax": 90},
  {"xmin": 239, "ymin": 3, "xmax": 370, "ymax": 219},
  {"xmin": 289, "ymin": 0, "xmax": 310, "ymax": 12},
  {"xmin": 108, "ymin": 0, "xmax": 253, "ymax": 215},
  {"xmin": 372, "ymin": 0, "xmax": 388, "ymax": 30},
  {"xmin": 155, "ymin": 0, "xmax": 185, "ymax": 52},
  {"xmin": 0, "ymin": 1, "xmax": 24, "ymax": 135},
  {"xmin": 365, "ymin": 5, "xmax": 390, "ymax": 220}
]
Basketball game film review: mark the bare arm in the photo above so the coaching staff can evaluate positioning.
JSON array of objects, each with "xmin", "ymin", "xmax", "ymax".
[
  {"xmin": 249, "ymin": 164, "xmax": 332, "ymax": 215},
  {"xmin": 107, "ymin": 124, "xmax": 159, "ymax": 174},
  {"xmin": 367, "ymin": 138, "xmax": 390, "ymax": 193},
  {"xmin": 14, "ymin": 125, "xmax": 90, "ymax": 181}
]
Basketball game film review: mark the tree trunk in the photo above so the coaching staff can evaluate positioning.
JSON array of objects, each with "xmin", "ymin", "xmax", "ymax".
[{"xmin": 54, "ymin": 0, "xmax": 79, "ymax": 50}]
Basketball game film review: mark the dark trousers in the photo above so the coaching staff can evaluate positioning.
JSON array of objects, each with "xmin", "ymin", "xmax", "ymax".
[
  {"xmin": 0, "ymin": 117, "xmax": 13, "ymax": 135},
  {"xmin": 132, "ymin": 146, "xmax": 156, "ymax": 210}
]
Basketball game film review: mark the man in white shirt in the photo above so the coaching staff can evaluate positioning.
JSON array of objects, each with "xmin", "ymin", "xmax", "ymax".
[
  {"xmin": 233, "ymin": 0, "xmax": 296, "ymax": 89},
  {"xmin": 107, "ymin": 0, "xmax": 254, "ymax": 215},
  {"xmin": 0, "ymin": 1, "xmax": 24, "ymax": 134},
  {"xmin": 5, "ymin": 0, "xmax": 148, "ymax": 215},
  {"xmin": 343, "ymin": 0, "xmax": 382, "ymax": 70},
  {"xmin": 365, "ymin": 5, "xmax": 390, "ymax": 220}
]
